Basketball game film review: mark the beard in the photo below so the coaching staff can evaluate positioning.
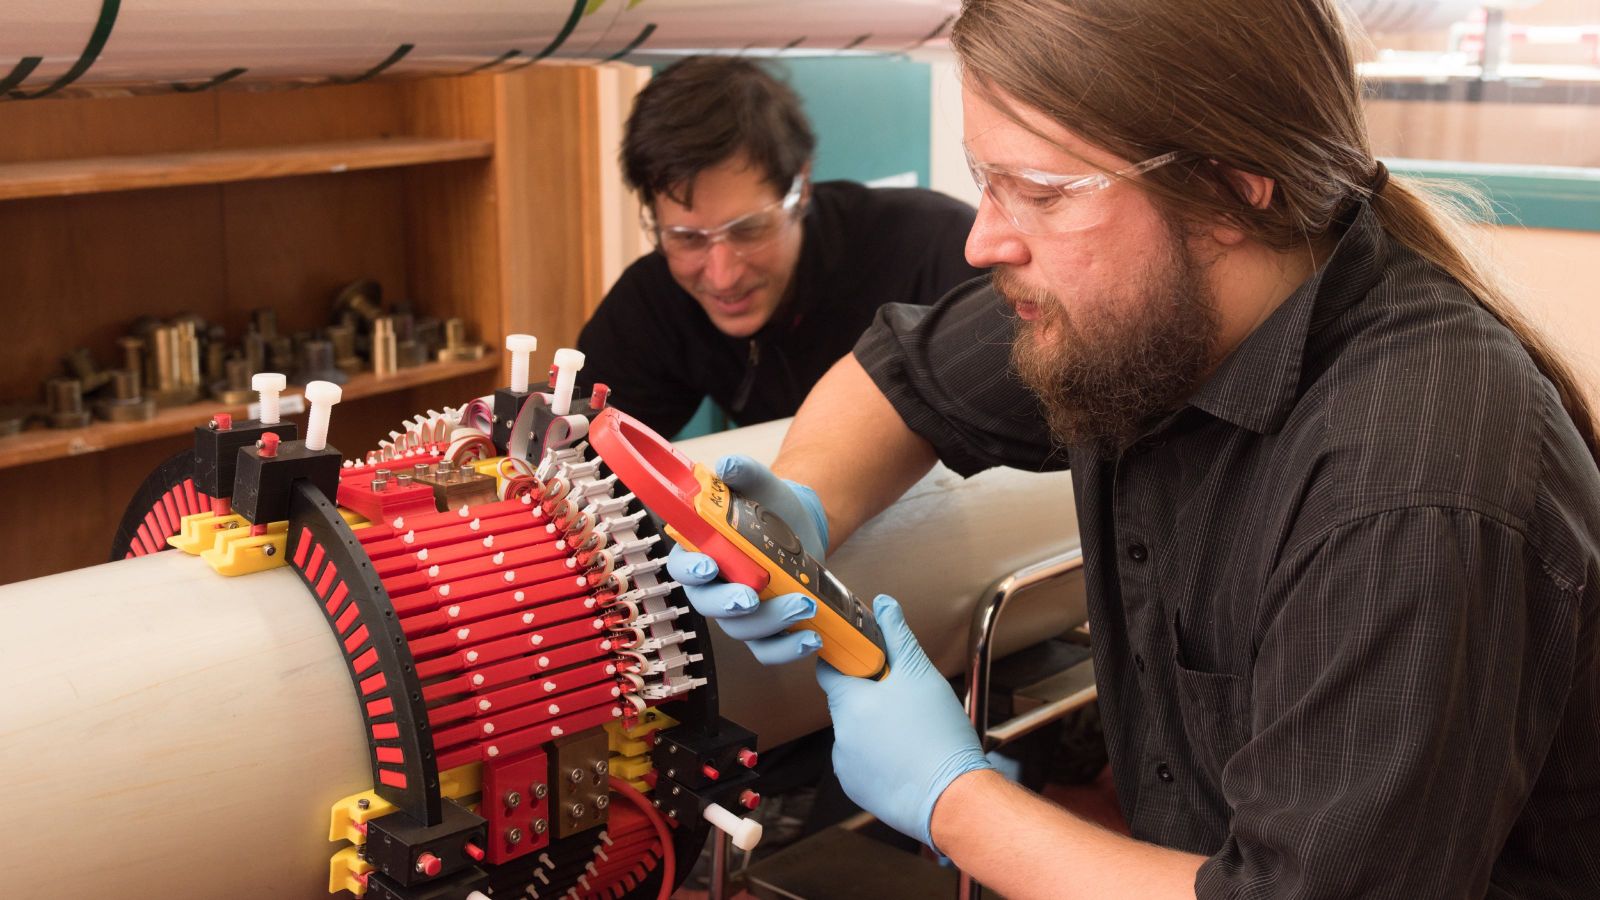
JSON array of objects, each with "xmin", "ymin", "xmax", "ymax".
[{"xmin": 1003, "ymin": 224, "xmax": 1220, "ymax": 452}]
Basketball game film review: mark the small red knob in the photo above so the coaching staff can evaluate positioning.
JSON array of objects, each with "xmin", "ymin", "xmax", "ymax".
[
  {"xmin": 415, "ymin": 852, "xmax": 442, "ymax": 877},
  {"xmin": 702, "ymin": 763, "xmax": 720, "ymax": 781},
  {"xmin": 257, "ymin": 432, "xmax": 280, "ymax": 458},
  {"xmin": 590, "ymin": 383, "xmax": 610, "ymax": 409},
  {"xmin": 547, "ymin": 365, "xmax": 559, "ymax": 388},
  {"xmin": 738, "ymin": 748, "xmax": 758, "ymax": 768},
  {"xmin": 740, "ymin": 790, "xmax": 761, "ymax": 810},
  {"xmin": 463, "ymin": 841, "xmax": 485, "ymax": 862},
  {"xmin": 212, "ymin": 413, "xmax": 233, "ymax": 431}
]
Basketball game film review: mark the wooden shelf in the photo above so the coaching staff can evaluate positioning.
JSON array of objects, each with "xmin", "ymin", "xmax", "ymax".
[
  {"xmin": 0, "ymin": 356, "xmax": 498, "ymax": 471},
  {"xmin": 0, "ymin": 137, "xmax": 494, "ymax": 201}
]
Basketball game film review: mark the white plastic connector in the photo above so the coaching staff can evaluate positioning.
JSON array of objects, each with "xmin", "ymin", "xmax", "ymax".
[
  {"xmin": 703, "ymin": 802, "xmax": 763, "ymax": 851},
  {"xmin": 303, "ymin": 380, "xmax": 343, "ymax": 451},
  {"xmin": 506, "ymin": 334, "xmax": 538, "ymax": 393},
  {"xmin": 252, "ymin": 373, "xmax": 287, "ymax": 425},
  {"xmin": 551, "ymin": 348, "xmax": 586, "ymax": 416}
]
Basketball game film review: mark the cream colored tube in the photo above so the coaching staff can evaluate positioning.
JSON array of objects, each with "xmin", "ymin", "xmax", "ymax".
[
  {"xmin": 0, "ymin": 0, "xmax": 962, "ymax": 92},
  {"xmin": 0, "ymin": 419, "xmax": 1081, "ymax": 898}
]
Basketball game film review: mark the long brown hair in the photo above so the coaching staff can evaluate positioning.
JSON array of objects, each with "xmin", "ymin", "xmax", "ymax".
[{"xmin": 952, "ymin": 0, "xmax": 1599, "ymax": 464}]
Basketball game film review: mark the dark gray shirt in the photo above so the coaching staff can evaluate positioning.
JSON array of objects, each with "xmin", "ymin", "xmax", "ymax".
[{"xmin": 854, "ymin": 204, "xmax": 1600, "ymax": 898}]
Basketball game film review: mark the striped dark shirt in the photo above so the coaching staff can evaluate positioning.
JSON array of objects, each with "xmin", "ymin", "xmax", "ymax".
[{"xmin": 854, "ymin": 204, "xmax": 1600, "ymax": 898}]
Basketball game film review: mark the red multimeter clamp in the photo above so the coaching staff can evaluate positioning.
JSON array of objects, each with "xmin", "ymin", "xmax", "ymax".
[{"xmin": 589, "ymin": 408, "xmax": 888, "ymax": 680}]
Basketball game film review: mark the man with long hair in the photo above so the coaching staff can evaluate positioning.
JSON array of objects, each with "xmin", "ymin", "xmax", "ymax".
[{"xmin": 667, "ymin": 1, "xmax": 1600, "ymax": 896}]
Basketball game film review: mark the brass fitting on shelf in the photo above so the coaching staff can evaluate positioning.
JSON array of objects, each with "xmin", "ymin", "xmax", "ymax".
[
  {"xmin": 45, "ymin": 377, "xmax": 91, "ymax": 429},
  {"xmin": 95, "ymin": 369, "xmax": 157, "ymax": 423},
  {"xmin": 436, "ymin": 318, "xmax": 486, "ymax": 363}
]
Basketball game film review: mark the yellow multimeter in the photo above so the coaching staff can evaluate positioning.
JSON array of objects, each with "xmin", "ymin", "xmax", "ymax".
[{"xmin": 589, "ymin": 407, "xmax": 888, "ymax": 680}]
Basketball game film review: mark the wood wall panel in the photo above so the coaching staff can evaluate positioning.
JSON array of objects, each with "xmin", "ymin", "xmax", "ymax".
[
  {"xmin": 494, "ymin": 66, "xmax": 604, "ymax": 382},
  {"xmin": 0, "ymin": 186, "xmax": 229, "ymax": 401}
]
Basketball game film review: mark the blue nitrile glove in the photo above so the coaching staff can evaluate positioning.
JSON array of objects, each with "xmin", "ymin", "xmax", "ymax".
[
  {"xmin": 713, "ymin": 454, "xmax": 828, "ymax": 557},
  {"xmin": 816, "ymin": 594, "xmax": 993, "ymax": 849},
  {"xmin": 664, "ymin": 455, "xmax": 830, "ymax": 665}
]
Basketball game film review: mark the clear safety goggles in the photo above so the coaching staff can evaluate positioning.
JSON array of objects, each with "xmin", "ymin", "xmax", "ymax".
[
  {"xmin": 964, "ymin": 147, "xmax": 1182, "ymax": 235},
  {"xmin": 645, "ymin": 174, "xmax": 806, "ymax": 262}
]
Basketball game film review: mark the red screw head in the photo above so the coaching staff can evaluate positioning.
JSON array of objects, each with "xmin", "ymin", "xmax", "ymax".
[
  {"xmin": 738, "ymin": 748, "xmax": 759, "ymax": 768},
  {"xmin": 257, "ymin": 432, "xmax": 280, "ymax": 458},
  {"xmin": 740, "ymin": 790, "xmax": 761, "ymax": 810},
  {"xmin": 414, "ymin": 851, "xmax": 442, "ymax": 877},
  {"xmin": 702, "ymin": 763, "xmax": 721, "ymax": 781},
  {"xmin": 463, "ymin": 841, "xmax": 485, "ymax": 862},
  {"xmin": 211, "ymin": 413, "xmax": 233, "ymax": 431}
]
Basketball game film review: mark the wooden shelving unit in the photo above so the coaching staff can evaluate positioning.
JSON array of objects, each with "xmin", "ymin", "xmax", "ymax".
[
  {"xmin": 0, "ymin": 357, "xmax": 497, "ymax": 471},
  {"xmin": 0, "ymin": 137, "xmax": 494, "ymax": 201},
  {"xmin": 0, "ymin": 68, "xmax": 636, "ymax": 584}
]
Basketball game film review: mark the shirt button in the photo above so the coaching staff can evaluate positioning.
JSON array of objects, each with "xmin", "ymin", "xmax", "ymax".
[
  {"xmin": 1127, "ymin": 543, "xmax": 1149, "ymax": 562},
  {"xmin": 1156, "ymin": 762, "xmax": 1174, "ymax": 783},
  {"xmin": 1134, "ymin": 654, "xmax": 1146, "ymax": 673}
]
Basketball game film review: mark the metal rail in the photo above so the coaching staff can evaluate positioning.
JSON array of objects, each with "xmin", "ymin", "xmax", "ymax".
[{"xmin": 959, "ymin": 547, "xmax": 1089, "ymax": 900}]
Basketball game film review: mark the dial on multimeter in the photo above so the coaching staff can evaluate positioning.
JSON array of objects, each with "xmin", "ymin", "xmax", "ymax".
[{"xmin": 589, "ymin": 407, "xmax": 890, "ymax": 680}]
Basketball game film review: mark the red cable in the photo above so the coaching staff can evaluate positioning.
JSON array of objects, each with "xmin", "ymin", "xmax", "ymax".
[{"xmin": 608, "ymin": 775, "xmax": 674, "ymax": 900}]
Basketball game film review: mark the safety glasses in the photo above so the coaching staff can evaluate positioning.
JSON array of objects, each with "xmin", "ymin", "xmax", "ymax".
[
  {"xmin": 964, "ymin": 147, "xmax": 1181, "ymax": 235},
  {"xmin": 646, "ymin": 174, "xmax": 807, "ymax": 262}
]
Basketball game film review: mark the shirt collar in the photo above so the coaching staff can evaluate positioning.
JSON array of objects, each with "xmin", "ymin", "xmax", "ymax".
[{"xmin": 1185, "ymin": 202, "xmax": 1390, "ymax": 434}]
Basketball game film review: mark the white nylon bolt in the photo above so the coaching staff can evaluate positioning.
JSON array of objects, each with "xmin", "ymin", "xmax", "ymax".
[
  {"xmin": 704, "ymin": 802, "xmax": 764, "ymax": 851},
  {"xmin": 506, "ymin": 334, "xmax": 538, "ymax": 393},
  {"xmin": 302, "ymin": 381, "xmax": 342, "ymax": 451},
  {"xmin": 252, "ymin": 373, "xmax": 287, "ymax": 425},
  {"xmin": 551, "ymin": 348, "xmax": 586, "ymax": 416}
]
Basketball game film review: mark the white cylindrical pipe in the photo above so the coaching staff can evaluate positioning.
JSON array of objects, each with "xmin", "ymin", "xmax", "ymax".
[
  {"xmin": 0, "ymin": 1, "xmax": 964, "ymax": 94},
  {"xmin": 506, "ymin": 333, "xmax": 538, "ymax": 394},
  {"xmin": 252, "ymin": 372, "xmax": 286, "ymax": 425},
  {"xmin": 0, "ymin": 419, "xmax": 1082, "ymax": 897},
  {"xmin": 551, "ymin": 348, "xmax": 586, "ymax": 417}
]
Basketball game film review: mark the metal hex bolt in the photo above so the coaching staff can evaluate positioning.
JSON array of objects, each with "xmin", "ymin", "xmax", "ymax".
[
  {"xmin": 505, "ymin": 791, "xmax": 522, "ymax": 809},
  {"xmin": 593, "ymin": 760, "xmax": 609, "ymax": 776},
  {"xmin": 357, "ymin": 798, "xmax": 370, "ymax": 810}
]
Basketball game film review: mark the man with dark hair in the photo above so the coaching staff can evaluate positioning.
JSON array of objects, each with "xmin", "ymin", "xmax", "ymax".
[
  {"xmin": 666, "ymin": 1, "xmax": 1600, "ymax": 898},
  {"xmin": 578, "ymin": 55, "xmax": 983, "ymax": 436}
]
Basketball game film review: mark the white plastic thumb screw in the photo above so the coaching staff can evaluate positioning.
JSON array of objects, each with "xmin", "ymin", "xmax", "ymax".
[
  {"xmin": 252, "ymin": 372, "xmax": 287, "ymax": 425},
  {"xmin": 551, "ymin": 348, "xmax": 586, "ymax": 416},
  {"xmin": 505, "ymin": 333, "xmax": 538, "ymax": 394},
  {"xmin": 303, "ymin": 381, "xmax": 343, "ymax": 451}
]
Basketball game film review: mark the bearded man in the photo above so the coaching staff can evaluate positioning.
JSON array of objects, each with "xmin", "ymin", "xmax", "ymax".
[{"xmin": 667, "ymin": 1, "xmax": 1600, "ymax": 897}]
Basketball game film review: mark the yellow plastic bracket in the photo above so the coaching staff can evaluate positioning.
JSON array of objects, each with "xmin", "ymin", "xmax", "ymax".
[
  {"xmin": 169, "ymin": 511, "xmax": 249, "ymax": 555},
  {"xmin": 328, "ymin": 845, "xmax": 372, "ymax": 897},
  {"xmin": 199, "ymin": 520, "xmax": 288, "ymax": 576},
  {"xmin": 328, "ymin": 764, "xmax": 482, "ymax": 845}
]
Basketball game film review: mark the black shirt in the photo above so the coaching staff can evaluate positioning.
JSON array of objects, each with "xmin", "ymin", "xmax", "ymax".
[
  {"xmin": 855, "ymin": 205, "xmax": 1600, "ymax": 898},
  {"xmin": 578, "ymin": 181, "xmax": 982, "ymax": 435}
]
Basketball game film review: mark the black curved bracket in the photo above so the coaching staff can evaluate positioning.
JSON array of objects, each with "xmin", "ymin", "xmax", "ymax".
[
  {"xmin": 111, "ymin": 449, "xmax": 199, "ymax": 561},
  {"xmin": 286, "ymin": 480, "xmax": 443, "ymax": 826}
]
